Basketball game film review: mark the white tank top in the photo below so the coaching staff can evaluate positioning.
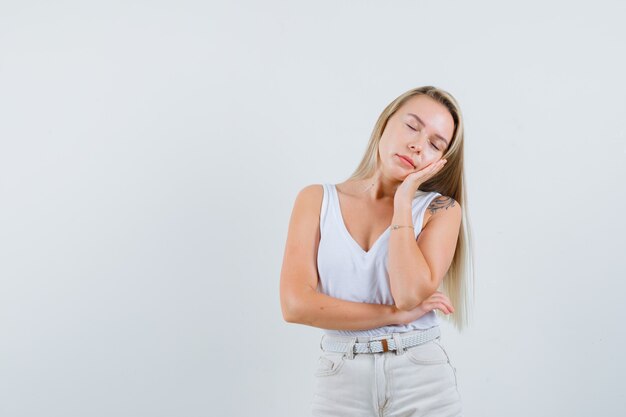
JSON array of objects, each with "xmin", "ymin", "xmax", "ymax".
[{"xmin": 316, "ymin": 183, "xmax": 442, "ymax": 337}]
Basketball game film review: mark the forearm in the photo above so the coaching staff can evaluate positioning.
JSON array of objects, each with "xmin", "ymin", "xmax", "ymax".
[
  {"xmin": 387, "ymin": 201, "xmax": 433, "ymax": 310},
  {"xmin": 287, "ymin": 287, "xmax": 403, "ymax": 330}
]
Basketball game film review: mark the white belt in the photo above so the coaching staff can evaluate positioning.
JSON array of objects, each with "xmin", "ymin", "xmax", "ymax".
[{"xmin": 320, "ymin": 326, "xmax": 441, "ymax": 354}]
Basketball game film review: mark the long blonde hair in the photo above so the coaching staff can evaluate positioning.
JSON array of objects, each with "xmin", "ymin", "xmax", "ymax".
[{"xmin": 347, "ymin": 86, "xmax": 475, "ymax": 332}]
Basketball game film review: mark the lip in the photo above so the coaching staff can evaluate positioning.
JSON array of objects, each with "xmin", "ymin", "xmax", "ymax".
[{"xmin": 396, "ymin": 154, "xmax": 415, "ymax": 168}]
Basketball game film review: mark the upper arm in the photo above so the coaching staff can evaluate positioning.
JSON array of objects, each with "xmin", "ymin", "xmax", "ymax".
[
  {"xmin": 416, "ymin": 195, "xmax": 462, "ymax": 294},
  {"xmin": 279, "ymin": 184, "xmax": 324, "ymax": 322}
]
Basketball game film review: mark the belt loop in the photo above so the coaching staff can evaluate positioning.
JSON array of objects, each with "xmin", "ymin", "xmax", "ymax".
[
  {"xmin": 392, "ymin": 332, "xmax": 405, "ymax": 355},
  {"xmin": 345, "ymin": 336, "xmax": 357, "ymax": 360}
]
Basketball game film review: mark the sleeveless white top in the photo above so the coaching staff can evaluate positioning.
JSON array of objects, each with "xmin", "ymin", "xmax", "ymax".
[{"xmin": 316, "ymin": 183, "xmax": 442, "ymax": 337}]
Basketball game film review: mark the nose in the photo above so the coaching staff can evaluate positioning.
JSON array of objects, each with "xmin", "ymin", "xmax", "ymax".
[{"xmin": 408, "ymin": 135, "xmax": 425, "ymax": 152}]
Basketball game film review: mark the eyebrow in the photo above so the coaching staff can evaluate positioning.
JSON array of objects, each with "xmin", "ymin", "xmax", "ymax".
[{"xmin": 407, "ymin": 113, "xmax": 450, "ymax": 147}]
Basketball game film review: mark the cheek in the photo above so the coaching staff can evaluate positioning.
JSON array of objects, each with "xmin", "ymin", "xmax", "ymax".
[
  {"xmin": 378, "ymin": 139, "xmax": 392, "ymax": 156},
  {"xmin": 422, "ymin": 155, "xmax": 439, "ymax": 167}
]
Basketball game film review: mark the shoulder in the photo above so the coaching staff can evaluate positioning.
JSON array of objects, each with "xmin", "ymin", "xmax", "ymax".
[
  {"xmin": 423, "ymin": 194, "xmax": 462, "ymax": 226},
  {"xmin": 427, "ymin": 194, "xmax": 461, "ymax": 213},
  {"xmin": 295, "ymin": 184, "xmax": 324, "ymax": 205},
  {"xmin": 291, "ymin": 184, "xmax": 325, "ymax": 218}
]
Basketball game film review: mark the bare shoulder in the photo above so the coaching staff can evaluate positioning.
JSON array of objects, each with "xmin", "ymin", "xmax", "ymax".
[
  {"xmin": 428, "ymin": 195, "xmax": 461, "ymax": 215},
  {"xmin": 286, "ymin": 183, "xmax": 326, "ymax": 240},
  {"xmin": 293, "ymin": 184, "xmax": 324, "ymax": 218},
  {"xmin": 423, "ymin": 195, "xmax": 462, "ymax": 227},
  {"xmin": 297, "ymin": 184, "xmax": 324, "ymax": 202}
]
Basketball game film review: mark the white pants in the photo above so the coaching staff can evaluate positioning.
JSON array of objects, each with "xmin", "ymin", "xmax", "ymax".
[{"xmin": 310, "ymin": 328, "xmax": 464, "ymax": 417}]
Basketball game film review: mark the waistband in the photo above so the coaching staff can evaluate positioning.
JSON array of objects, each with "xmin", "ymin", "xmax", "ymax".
[{"xmin": 320, "ymin": 326, "xmax": 441, "ymax": 359}]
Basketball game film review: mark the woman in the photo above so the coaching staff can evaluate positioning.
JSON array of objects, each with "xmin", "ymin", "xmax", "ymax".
[{"xmin": 280, "ymin": 85, "xmax": 474, "ymax": 417}]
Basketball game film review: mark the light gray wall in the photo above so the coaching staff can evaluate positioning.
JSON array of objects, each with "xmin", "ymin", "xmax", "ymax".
[{"xmin": 1, "ymin": 1, "xmax": 625, "ymax": 416}]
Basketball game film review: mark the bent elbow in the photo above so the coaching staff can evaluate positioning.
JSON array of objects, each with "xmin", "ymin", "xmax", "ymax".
[
  {"xmin": 282, "ymin": 306, "xmax": 300, "ymax": 323},
  {"xmin": 280, "ymin": 290, "xmax": 304, "ymax": 323},
  {"xmin": 283, "ymin": 313, "xmax": 298, "ymax": 324},
  {"xmin": 394, "ymin": 296, "xmax": 420, "ymax": 312},
  {"xmin": 281, "ymin": 302, "xmax": 299, "ymax": 323}
]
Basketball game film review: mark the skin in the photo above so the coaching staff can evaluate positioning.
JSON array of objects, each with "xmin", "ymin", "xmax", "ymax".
[
  {"xmin": 344, "ymin": 94, "xmax": 455, "ymax": 203},
  {"xmin": 279, "ymin": 95, "xmax": 460, "ymax": 330}
]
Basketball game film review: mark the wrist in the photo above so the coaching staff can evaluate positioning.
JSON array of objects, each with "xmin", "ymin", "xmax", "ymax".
[
  {"xmin": 391, "ymin": 204, "xmax": 413, "ymax": 225},
  {"xmin": 393, "ymin": 197, "xmax": 413, "ymax": 209}
]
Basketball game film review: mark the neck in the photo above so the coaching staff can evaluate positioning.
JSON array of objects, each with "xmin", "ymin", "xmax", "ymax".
[{"xmin": 357, "ymin": 171, "xmax": 403, "ymax": 201}]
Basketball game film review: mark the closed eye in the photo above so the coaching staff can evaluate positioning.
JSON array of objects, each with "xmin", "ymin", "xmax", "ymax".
[{"xmin": 406, "ymin": 124, "xmax": 440, "ymax": 151}]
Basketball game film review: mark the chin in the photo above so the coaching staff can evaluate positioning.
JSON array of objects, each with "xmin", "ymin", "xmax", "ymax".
[{"xmin": 396, "ymin": 170, "xmax": 412, "ymax": 180}]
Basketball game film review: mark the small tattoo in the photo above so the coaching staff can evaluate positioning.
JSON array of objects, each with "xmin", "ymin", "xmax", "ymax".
[{"xmin": 427, "ymin": 196, "xmax": 456, "ymax": 215}]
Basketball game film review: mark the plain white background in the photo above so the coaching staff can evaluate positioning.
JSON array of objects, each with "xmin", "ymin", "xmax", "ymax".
[{"xmin": 1, "ymin": 1, "xmax": 625, "ymax": 416}]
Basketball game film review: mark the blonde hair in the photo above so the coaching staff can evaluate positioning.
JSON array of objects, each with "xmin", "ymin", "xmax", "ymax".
[{"xmin": 346, "ymin": 86, "xmax": 475, "ymax": 332}]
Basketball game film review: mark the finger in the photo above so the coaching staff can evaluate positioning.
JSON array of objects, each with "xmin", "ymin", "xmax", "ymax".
[
  {"xmin": 422, "ymin": 162, "xmax": 445, "ymax": 181},
  {"xmin": 436, "ymin": 295, "xmax": 452, "ymax": 309},
  {"xmin": 430, "ymin": 301, "xmax": 448, "ymax": 314},
  {"xmin": 414, "ymin": 162, "xmax": 439, "ymax": 177},
  {"xmin": 432, "ymin": 161, "xmax": 446, "ymax": 175},
  {"xmin": 438, "ymin": 302, "xmax": 451, "ymax": 314},
  {"xmin": 428, "ymin": 294, "xmax": 444, "ymax": 303},
  {"xmin": 431, "ymin": 291, "xmax": 447, "ymax": 300},
  {"xmin": 431, "ymin": 160, "xmax": 446, "ymax": 174},
  {"xmin": 432, "ymin": 304, "xmax": 447, "ymax": 314},
  {"xmin": 441, "ymin": 295, "xmax": 452, "ymax": 305}
]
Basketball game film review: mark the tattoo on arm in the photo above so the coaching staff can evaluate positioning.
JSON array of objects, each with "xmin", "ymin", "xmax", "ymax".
[{"xmin": 427, "ymin": 196, "xmax": 456, "ymax": 215}]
